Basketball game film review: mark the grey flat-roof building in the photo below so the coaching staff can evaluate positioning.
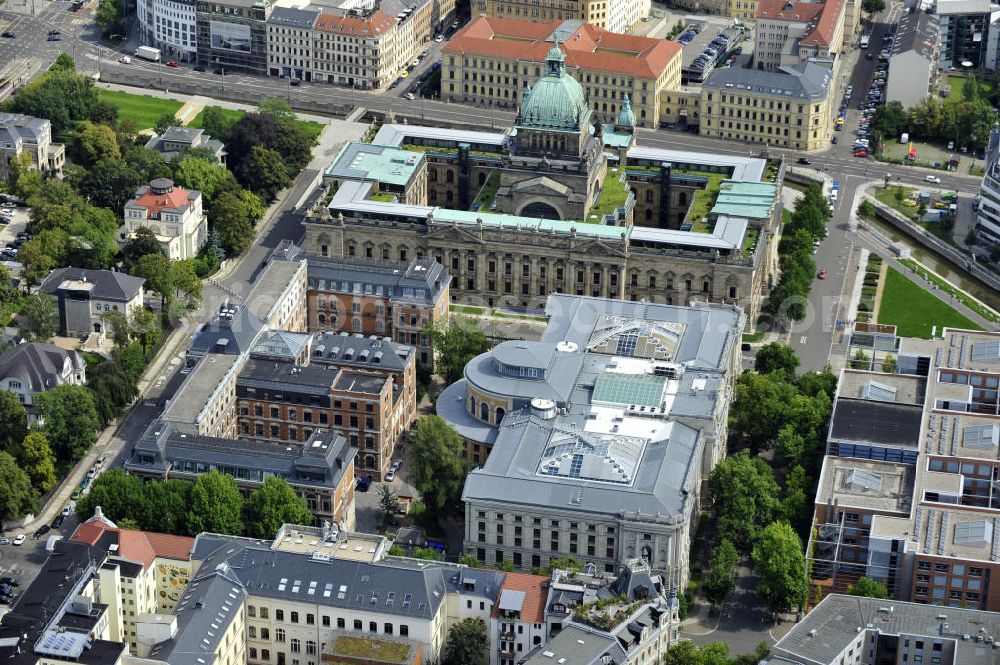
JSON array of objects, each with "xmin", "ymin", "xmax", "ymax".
[
  {"xmin": 769, "ymin": 593, "xmax": 1000, "ymax": 665},
  {"xmin": 454, "ymin": 294, "xmax": 743, "ymax": 589}
]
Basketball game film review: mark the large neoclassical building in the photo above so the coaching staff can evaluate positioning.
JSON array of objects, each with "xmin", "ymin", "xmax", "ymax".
[{"xmin": 304, "ymin": 43, "xmax": 783, "ymax": 322}]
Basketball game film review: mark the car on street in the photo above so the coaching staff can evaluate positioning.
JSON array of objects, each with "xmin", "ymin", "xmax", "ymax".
[
  {"xmin": 1, "ymin": 208, "xmax": 15, "ymax": 216},
  {"xmin": 356, "ymin": 477, "xmax": 371, "ymax": 492},
  {"xmin": 832, "ymin": 136, "xmax": 838, "ymax": 144},
  {"xmin": 33, "ymin": 525, "xmax": 50, "ymax": 539},
  {"xmin": 797, "ymin": 157, "xmax": 811, "ymax": 164},
  {"xmin": 0, "ymin": 595, "xmax": 12, "ymax": 605},
  {"xmin": 193, "ymin": 65, "xmax": 206, "ymax": 72},
  {"xmin": 12, "ymin": 535, "xmax": 25, "ymax": 546},
  {"xmin": 71, "ymin": 488, "xmax": 83, "ymax": 500},
  {"xmin": 96, "ymin": 455, "xmax": 106, "ymax": 467},
  {"xmin": 1, "ymin": 31, "xmax": 15, "ymax": 38},
  {"xmin": 118, "ymin": 56, "xmax": 131, "ymax": 64},
  {"xmin": 166, "ymin": 60, "xmax": 179, "ymax": 68},
  {"xmin": 48, "ymin": 29, "xmax": 60, "ymax": 35},
  {"xmin": 925, "ymin": 175, "xmax": 942, "ymax": 184},
  {"xmin": 818, "ymin": 268, "xmax": 828, "ymax": 280},
  {"xmin": 47, "ymin": 34, "xmax": 61, "ymax": 41},
  {"xmin": 51, "ymin": 515, "xmax": 64, "ymax": 529},
  {"xmin": 0, "ymin": 577, "xmax": 19, "ymax": 587},
  {"xmin": 62, "ymin": 505, "xmax": 72, "ymax": 516},
  {"xmin": 385, "ymin": 469, "xmax": 397, "ymax": 482},
  {"xmin": 0, "ymin": 539, "xmax": 9, "ymax": 546},
  {"xmin": 434, "ymin": 35, "xmax": 444, "ymax": 42},
  {"xmin": 404, "ymin": 92, "xmax": 415, "ymax": 100},
  {"xmin": 290, "ymin": 79, "xmax": 300, "ymax": 86},
  {"xmin": 410, "ymin": 59, "xmax": 420, "ymax": 67}
]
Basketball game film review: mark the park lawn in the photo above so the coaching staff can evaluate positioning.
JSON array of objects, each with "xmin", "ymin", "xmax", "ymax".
[
  {"xmin": 877, "ymin": 267, "xmax": 982, "ymax": 339},
  {"xmin": 188, "ymin": 106, "xmax": 245, "ymax": 132},
  {"xmin": 946, "ymin": 74, "xmax": 991, "ymax": 102},
  {"xmin": 99, "ymin": 90, "xmax": 183, "ymax": 130}
]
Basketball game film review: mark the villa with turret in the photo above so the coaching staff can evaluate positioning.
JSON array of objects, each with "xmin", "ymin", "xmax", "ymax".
[{"xmin": 305, "ymin": 43, "xmax": 784, "ymax": 322}]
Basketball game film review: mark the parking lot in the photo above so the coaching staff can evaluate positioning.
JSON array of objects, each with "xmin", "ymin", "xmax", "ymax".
[
  {"xmin": 0, "ymin": 196, "xmax": 29, "ymax": 264},
  {"xmin": 836, "ymin": 30, "xmax": 892, "ymax": 158}
]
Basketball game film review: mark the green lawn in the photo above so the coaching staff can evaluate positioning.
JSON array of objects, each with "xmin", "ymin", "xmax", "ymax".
[
  {"xmin": 946, "ymin": 74, "xmax": 991, "ymax": 102},
  {"xmin": 187, "ymin": 106, "xmax": 245, "ymax": 132},
  {"xmin": 589, "ymin": 167, "xmax": 630, "ymax": 221},
  {"xmin": 368, "ymin": 191, "xmax": 396, "ymax": 202},
  {"xmin": 474, "ymin": 170, "xmax": 500, "ymax": 211},
  {"xmin": 187, "ymin": 106, "xmax": 324, "ymax": 141},
  {"xmin": 329, "ymin": 636, "xmax": 410, "ymax": 663},
  {"xmin": 872, "ymin": 186, "xmax": 919, "ymax": 220},
  {"xmin": 877, "ymin": 267, "xmax": 982, "ymax": 338},
  {"xmin": 99, "ymin": 90, "xmax": 183, "ymax": 130}
]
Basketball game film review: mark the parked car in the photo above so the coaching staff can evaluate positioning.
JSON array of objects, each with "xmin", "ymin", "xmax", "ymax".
[
  {"xmin": 62, "ymin": 504, "xmax": 72, "ymax": 516},
  {"xmin": 193, "ymin": 64, "xmax": 206, "ymax": 72},
  {"xmin": 385, "ymin": 469, "xmax": 397, "ymax": 482},
  {"xmin": 33, "ymin": 525, "xmax": 50, "ymax": 539},
  {"xmin": 0, "ymin": 577, "xmax": 19, "ymax": 587},
  {"xmin": 118, "ymin": 55, "xmax": 131, "ymax": 64},
  {"xmin": 925, "ymin": 175, "xmax": 942, "ymax": 184},
  {"xmin": 47, "ymin": 34, "xmax": 61, "ymax": 41},
  {"xmin": 797, "ymin": 157, "xmax": 811, "ymax": 164},
  {"xmin": 12, "ymin": 534, "xmax": 25, "ymax": 546},
  {"xmin": 1, "ymin": 208, "xmax": 15, "ymax": 216},
  {"xmin": 0, "ymin": 539, "xmax": 9, "ymax": 546},
  {"xmin": 854, "ymin": 149, "xmax": 869, "ymax": 158},
  {"xmin": 51, "ymin": 515, "xmax": 64, "ymax": 529},
  {"xmin": 166, "ymin": 60, "xmax": 179, "ymax": 68},
  {"xmin": 1, "ymin": 31, "xmax": 15, "ymax": 38}
]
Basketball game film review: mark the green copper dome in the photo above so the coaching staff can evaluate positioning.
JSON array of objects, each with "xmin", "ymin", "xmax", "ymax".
[
  {"xmin": 617, "ymin": 94, "xmax": 636, "ymax": 128},
  {"xmin": 517, "ymin": 41, "xmax": 590, "ymax": 132}
]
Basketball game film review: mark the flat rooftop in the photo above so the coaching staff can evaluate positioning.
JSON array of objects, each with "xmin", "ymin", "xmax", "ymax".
[
  {"xmin": 829, "ymin": 398, "xmax": 924, "ymax": 448},
  {"xmin": 272, "ymin": 526, "xmax": 388, "ymax": 562},
  {"xmin": 326, "ymin": 143, "xmax": 424, "ymax": 187},
  {"xmin": 772, "ymin": 594, "xmax": 1000, "ymax": 665},
  {"xmin": 162, "ymin": 353, "xmax": 239, "ymax": 426},
  {"xmin": 815, "ymin": 458, "xmax": 914, "ymax": 514},
  {"xmin": 838, "ymin": 370, "xmax": 926, "ymax": 406},
  {"xmin": 244, "ymin": 259, "xmax": 303, "ymax": 323}
]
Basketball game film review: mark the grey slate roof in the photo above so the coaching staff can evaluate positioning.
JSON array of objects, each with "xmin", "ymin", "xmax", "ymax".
[
  {"xmin": 191, "ymin": 536, "xmax": 450, "ymax": 620},
  {"xmin": 310, "ymin": 331, "xmax": 414, "ymax": 373},
  {"xmin": 250, "ymin": 330, "xmax": 313, "ymax": 361},
  {"xmin": 39, "ymin": 267, "xmax": 145, "ymax": 302},
  {"xmin": 267, "ymin": 5, "xmax": 319, "ymax": 28},
  {"xmin": 522, "ymin": 625, "xmax": 622, "ymax": 665},
  {"xmin": 127, "ymin": 419, "xmax": 357, "ymax": 489},
  {"xmin": 771, "ymin": 594, "xmax": 1000, "ymax": 665},
  {"xmin": 463, "ymin": 342, "xmax": 584, "ymax": 406},
  {"xmin": 0, "ymin": 113, "xmax": 50, "ymax": 145},
  {"xmin": 307, "ymin": 255, "xmax": 450, "ymax": 307},
  {"xmin": 147, "ymin": 568, "xmax": 247, "ymax": 665},
  {"xmin": 188, "ymin": 305, "xmax": 265, "ymax": 357},
  {"xmin": 702, "ymin": 61, "xmax": 832, "ymax": 100},
  {"xmin": 0, "ymin": 343, "xmax": 84, "ymax": 393},
  {"xmin": 238, "ymin": 359, "xmax": 337, "ymax": 394},
  {"xmin": 462, "ymin": 413, "xmax": 702, "ymax": 519},
  {"xmin": 435, "ymin": 380, "xmax": 499, "ymax": 445}
]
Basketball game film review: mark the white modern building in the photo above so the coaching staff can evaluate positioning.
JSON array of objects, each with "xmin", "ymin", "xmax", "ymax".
[
  {"xmin": 976, "ymin": 124, "xmax": 1000, "ymax": 247},
  {"xmin": 123, "ymin": 178, "xmax": 208, "ymax": 261},
  {"xmin": 137, "ymin": 0, "xmax": 199, "ymax": 62}
]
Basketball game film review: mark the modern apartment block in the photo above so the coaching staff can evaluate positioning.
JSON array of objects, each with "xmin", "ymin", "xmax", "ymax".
[
  {"xmin": 754, "ymin": 0, "xmax": 846, "ymax": 70},
  {"xmin": 700, "ymin": 62, "xmax": 833, "ymax": 151},
  {"xmin": 195, "ymin": 0, "xmax": 273, "ymax": 74},
  {"xmin": 304, "ymin": 60, "xmax": 783, "ymax": 324},
  {"xmin": 808, "ymin": 325, "xmax": 1000, "ymax": 611},
  {"xmin": 136, "ymin": 0, "xmax": 199, "ymax": 61},
  {"xmin": 0, "ymin": 112, "xmax": 65, "ymax": 181},
  {"xmin": 934, "ymin": 0, "xmax": 991, "ymax": 69},
  {"xmin": 441, "ymin": 17, "xmax": 682, "ymax": 128},
  {"xmin": 770, "ymin": 593, "xmax": 1000, "ymax": 665},
  {"xmin": 125, "ymin": 420, "xmax": 359, "ymax": 528},
  {"xmin": 305, "ymin": 254, "xmax": 451, "ymax": 365},
  {"xmin": 475, "ymin": 0, "xmax": 650, "ymax": 35},
  {"xmin": 123, "ymin": 178, "xmax": 208, "ymax": 261},
  {"xmin": 450, "ymin": 294, "xmax": 743, "ymax": 586},
  {"xmin": 976, "ymin": 125, "xmax": 1000, "ymax": 247}
]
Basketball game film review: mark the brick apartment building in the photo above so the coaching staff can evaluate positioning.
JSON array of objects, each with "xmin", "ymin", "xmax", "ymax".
[
  {"xmin": 306, "ymin": 255, "xmax": 451, "ymax": 366},
  {"xmin": 235, "ymin": 358, "xmax": 410, "ymax": 480}
]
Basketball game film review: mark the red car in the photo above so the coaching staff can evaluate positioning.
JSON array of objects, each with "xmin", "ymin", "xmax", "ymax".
[
  {"xmin": 854, "ymin": 150, "xmax": 869, "ymax": 158},
  {"xmin": 166, "ymin": 60, "xmax": 179, "ymax": 68},
  {"xmin": 818, "ymin": 268, "xmax": 828, "ymax": 280}
]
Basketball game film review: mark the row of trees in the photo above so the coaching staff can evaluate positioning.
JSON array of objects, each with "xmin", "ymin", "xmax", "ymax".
[
  {"xmin": 76, "ymin": 469, "xmax": 312, "ymax": 539},
  {"xmin": 761, "ymin": 184, "xmax": 830, "ymax": 323},
  {"xmin": 701, "ymin": 344, "xmax": 836, "ymax": 614},
  {"xmin": 664, "ymin": 641, "xmax": 770, "ymax": 665},
  {"xmin": 870, "ymin": 75, "xmax": 995, "ymax": 154}
]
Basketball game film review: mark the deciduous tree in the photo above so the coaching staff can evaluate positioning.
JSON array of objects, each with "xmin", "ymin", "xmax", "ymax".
[
  {"xmin": 0, "ymin": 390, "xmax": 28, "ymax": 458},
  {"xmin": 409, "ymin": 415, "xmax": 468, "ymax": 515},
  {"xmin": 75, "ymin": 469, "xmax": 145, "ymax": 523},
  {"xmin": 377, "ymin": 483, "xmax": 399, "ymax": 524},
  {"xmin": 187, "ymin": 470, "xmax": 244, "ymax": 535},
  {"xmin": 246, "ymin": 476, "xmax": 312, "ymax": 539},
  {"xmin": 19, "ymin": 293, "xmax": 59, "ymax": 342},
  {"xmin": 708, "ymin": 450, "xmax": 779, "ymax": 549},
  {"xmin": 36, "ymin": 384, "xmax": 101, "ymax": 462},
  {"xmin": 424, "ymin": 318, "xmax": 491, "ymax": 385},
  {"xmin": 242, "ymin": 146, "xmax": 291, "ymax": 201},
  {"xmin": 76, "ymin": 121, "xmax": 121, "ymax": 165},
  {"xmin": 847, "ymin": 576, "xmax": 890, "ymax": 599},
  {"xmin": 21, "ymin": 432, "xmax": 57, "ymax": 493},
  {"xmin": 0, "ymin": 451, "xmax": 37, "ymax": 520},
  {"xmin": 752, "ymin": 521, "xmax": 809, "ymax": 613},
  {"xmin": 441, "ymin": 618, "xmax": 488, "ymax": 665},
  {"xmin": 754, "ymin": 342, "xmax": 800, "ymax": 377}
]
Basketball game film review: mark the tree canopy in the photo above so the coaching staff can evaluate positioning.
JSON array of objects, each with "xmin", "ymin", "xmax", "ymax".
[
  {"xmin": 19, "ymin": 293, "xmax": 59, "ymax": 342},
  {"xmin": 187, "ymin": 471, "xmax": 245, "ymax": 535},
  {"xmin": 36, "ymin": 384, "xmax": 101, "ymax": 462},
  {"xmin": 441, "ymin": 618, "xmax": 489, "ymax": 665},
  {"xmin": 708, "ymin": 451, "xmax": 780, "ymax": 549},
  {"xmin": 425, "ymin": 318, "xmax": 491, "ymax": 385},
  {"xmin": 847, "ymin": 576, "xmax": 891, "ymax": 599},
  {"xmin": 752, "ymin": 521, "xmax": 809, "ymax": 613},
  {"xmin": 246, "ymin": 476, "xmax": 312, "ymax": 539},
  {"xmin": 409, "ymin": 415, "xmax": 469, "ymax": 515},
  {"xmin": 0, "ymin": 451, "xmax": 37, "ymax": 521},
  {"xmin": 0, "ymin": 390, "xmax": 28, "ymax": 458},
  {"xmin": 21, "ymin": 432, "xmax": 57, "ymax": 493},
  {"xmin": 754, "ymin": 342, "xmax": 800, "ymax": 377}
]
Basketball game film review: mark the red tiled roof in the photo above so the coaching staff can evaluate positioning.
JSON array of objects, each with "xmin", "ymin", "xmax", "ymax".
[
  {"xmin": 756, "ymin": 0, "xmax": 844, "ymax": 47},
  {"xmin": 443, "ymin": 16, "xmax": 681, "ymax": 79},
  {"xmin": 492, "ymin": 572, "xmax": 548, "ymax": 623},
  {"xmin": 314, "ymin": 10, "xmax": 396, "ymax": 36},
  {"xmin": 70, "ymin": 520, "xmax": 194, "ymax": 568},
  {"xmin": 130, "ymin": 184, "xmax": 195, "ymax": 216}
]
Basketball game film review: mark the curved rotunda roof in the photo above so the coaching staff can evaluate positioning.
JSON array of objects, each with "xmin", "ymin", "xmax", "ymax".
[{"xmin": 517, "ymin": 42, "xmax": 590, "ymax": 132}]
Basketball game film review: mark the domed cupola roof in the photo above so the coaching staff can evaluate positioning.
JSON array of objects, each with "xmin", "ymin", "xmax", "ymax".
[{"xmin": 516, "ymin": 40, "xmax": 590, "ymax": 132}]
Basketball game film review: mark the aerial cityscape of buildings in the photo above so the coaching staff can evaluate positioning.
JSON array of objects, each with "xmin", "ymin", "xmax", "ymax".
[{"xmin": 1, "ymin": 0, "xmax": 1000, "ymax": 661}]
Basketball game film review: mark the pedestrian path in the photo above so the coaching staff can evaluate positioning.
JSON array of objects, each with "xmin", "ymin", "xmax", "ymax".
[{"xmin": 174, "ymin": 100, "xmax": 204, "ymax": 126}]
